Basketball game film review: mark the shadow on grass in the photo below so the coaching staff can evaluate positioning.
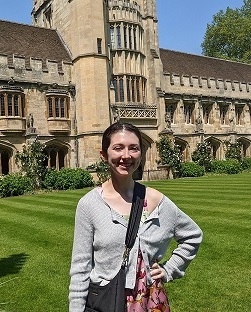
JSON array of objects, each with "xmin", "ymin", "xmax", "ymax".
[{"xmin": 0, "ymin": 253, "xmax": 28, "ymax": 277}]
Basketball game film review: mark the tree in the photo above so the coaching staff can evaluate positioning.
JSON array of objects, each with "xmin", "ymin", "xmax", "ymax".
[
  {"xmin": 156, "ymin": 136, "xmax": 182, "ymax": 172},
  {"xmin": 224, "ymin": 140, "xmax": 242, "ymax": 161},
  {"xmin": 15, "ymin": 139, "xmax": 48, "ymax": 189},
  {"xmin": 201, "ymin": 0, "xmax": 251, "ymax": 64},
  {"xmin": 192, "ymin": 141, "xmax": 212, "ymax": 171}
]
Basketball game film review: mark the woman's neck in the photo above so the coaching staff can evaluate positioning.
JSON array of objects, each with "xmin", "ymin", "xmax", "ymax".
[{"xmin": 103, "ymin": 176, "xmax": 135, "ymax": 200}]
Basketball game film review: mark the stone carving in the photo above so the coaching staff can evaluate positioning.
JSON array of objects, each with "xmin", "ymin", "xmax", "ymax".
[
  {"xmin": 195, "ymin": 114, "xmax": 203, "ymax": 132},
  {"xmin": 229, "ymin": 116, "xmax": 235, "ymax": 132},
  {"xmin": 27, "ymin": 113, "xmax": 34, "ymax": 128},
  {"xmin": 165, "ymin": 112, "xmax": 171, "ymax": 129},
  {"xmin": 112, "ymin": 107, "xmax": 120, "ymax": 122}
]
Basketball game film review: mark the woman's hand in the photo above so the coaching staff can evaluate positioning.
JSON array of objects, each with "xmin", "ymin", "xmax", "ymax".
[{"xmin": 150, "ymin": 262, "xmax": 166, "ymax": 280}]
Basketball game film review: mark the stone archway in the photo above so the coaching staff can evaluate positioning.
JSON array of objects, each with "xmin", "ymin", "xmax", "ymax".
[
  {"xmin": 0, "ymin": 144, "xmax": 13, "ymax": 175},
  {"xmin": 205, "ymin": 137, "xmax": 222, "ymax": 160},
  {"xmin": 44, "ymin": 140, "xmax": 70, "ymax": 170},
  {"xmin": 174, "ymin": 137, "xmax": 189, "ymax": 162},
  {"xmin": 237, "ymin": 137, "xmax": 251, "ymax": 158}
]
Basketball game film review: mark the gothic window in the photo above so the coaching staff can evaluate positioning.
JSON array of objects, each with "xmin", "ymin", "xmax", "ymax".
[
  {"xmin": 235, "ymin": 106, "xmax": 244, "ymax": 125},
  {"xmin": 97, "ymin": 38, "xmax": 102, "ymax": 54},
  {"xmin": 128, "ymin": 26, "xmax": 132, "ymax": 50},
  {"xmin": 220, "ymin": 105, "xmax": 228, "ymax": 124},
  {"xmin": 126, "ymin": 78, "xmax": 131, "ymax": 102},
  {"xmin": 8, "ymin": 95, "xmax": 12, "ymax": 116},
  {"xmin": 110, "ymin": 23, "xmax": 140, "ymax": 51},
  {"xmin": 131, "ymin": 77, "xmax": 135, "ymax": 102},
  {"xmin": 116, "ymin": 25, "xmax": 121, "ymax": 48},
  {"xmin": 113, "ymin": 75, "xmax": 146, "ymax": 104},
  {"xmin": 184, "ymin": 104, "xmax": 194, "ymax": 124},
  {"xmin": 48, "ymin": 97, "xmax": 53, "ymax": 117},
  {"xmin": 133, "ymin": 28, "xmax": 137, "ymax": 50},
  {"xmin": 203, "ymin": 105, "xmax": 212, "ymax": 124},
  {"xmin": 165, "ymin": 102, "xmax": 176, "ymax": 123},
  {"xmin": 14, "ymin": 95, "xmax": 19, "ymax": 116},
  {"xmin": 124, "ymin": 26, "xmax": 127, "ymax": 48},
  {"xmin": 110, "ymin": 26, "xmax": 115, "ymax": 49},
  {"xmin": 47, "ymin": 95, "xmax": 69, "ymax": 118},
  {"xmin": 119, "ymin": 77, "xmax": 124, "ymax": 102},
  {"xmin": 0, "ymin": 95, "xmax": 5, "ymax": 116},
  {"xmin": 136, "ymin": 77, "xmax": 140, "ymax": 102},
  {"xmin": 0, "ymin": 92, "xmax": 24, "ymax": 117},
  {"xmin": 113, "ymin": 79, "xmax": 118, "ymax": 102},
  {"xmin": 113, "ymin": 76, "xmax": 124, "ymax": 102}
]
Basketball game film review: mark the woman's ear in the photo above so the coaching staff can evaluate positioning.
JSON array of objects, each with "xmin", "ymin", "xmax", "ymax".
[{"xmin": 100, "ymin": 150, "xmax": 107, "ymax": 162}]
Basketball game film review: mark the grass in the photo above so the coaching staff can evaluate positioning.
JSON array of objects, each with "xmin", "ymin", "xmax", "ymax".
[{"xmin": 0, "ymin": 173, "xmax": 251, "ymax": 312}]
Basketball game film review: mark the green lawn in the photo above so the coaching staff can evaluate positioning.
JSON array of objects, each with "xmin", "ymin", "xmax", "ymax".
[{"xmin": 0, "ymin": 173, "xmax": 250, "ymax": 312}]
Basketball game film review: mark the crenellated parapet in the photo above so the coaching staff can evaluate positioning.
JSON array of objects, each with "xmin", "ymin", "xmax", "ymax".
[
  {"xmin": 0, "ymin": 54, "xmax": 72, "ymax": 85},
  {"xmin": 163, "ymin": 72, "xmax": 251, "ymax": 99}
]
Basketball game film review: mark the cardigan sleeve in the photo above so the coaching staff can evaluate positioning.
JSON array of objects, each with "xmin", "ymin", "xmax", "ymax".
[
  {"xmin": 162, "ymin": 205, "xmax": 203, "ymax": 282},
  {"xmin": 69, "ymin": 197, "xmax": 94, "ymax": 312}
]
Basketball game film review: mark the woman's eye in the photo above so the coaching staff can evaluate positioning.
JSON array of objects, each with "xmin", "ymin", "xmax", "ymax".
[
  {"xmin": 130, "ymin": 146, "xmax": 140, "ymax": 152},
  {"xmin": 114, "ymin": 146, "xmax": 122, "ymax": 151}
]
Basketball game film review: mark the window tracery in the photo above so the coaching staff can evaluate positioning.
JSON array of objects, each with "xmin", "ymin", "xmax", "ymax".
[{"xmin": 0, "ymin": 91, "xmax": 24, "ymax": 117}]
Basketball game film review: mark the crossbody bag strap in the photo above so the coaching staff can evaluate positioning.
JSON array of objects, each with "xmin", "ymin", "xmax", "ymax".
[{"xmin": 122, "ymin": 182, "xmax": 146, "ymax": 267}]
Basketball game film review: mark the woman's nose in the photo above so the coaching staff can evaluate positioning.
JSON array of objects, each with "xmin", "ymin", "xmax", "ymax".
[{"xmin": 121, "ymin": 148, "xmax": 131, "ymax": 158}]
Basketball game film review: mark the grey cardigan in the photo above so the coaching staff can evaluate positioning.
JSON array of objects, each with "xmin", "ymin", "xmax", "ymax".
[{"xmin": 69, "ymin": 187, "xmax": 203, "ymax": 312}]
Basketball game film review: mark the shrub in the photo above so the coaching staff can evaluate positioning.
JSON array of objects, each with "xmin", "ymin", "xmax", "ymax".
[
  {"xmin": 0, "ymin": 173, "xmax": 33, "ymax": 197},
  {"xmin": 86, "ymin": 160, "xmax": 110, "ymax": 184},
  {"xmin": 191, "ymin": 141, "xmax": 212, "ymax": 171},
  {"xmin": 211, "ymin": 159, "xmax": 242, "ymax": 174},
  {"xmin": 240, "ymin": 157, "xmax": 251, "ymax": 171},
  {"xmin": 180, "ymin": 162, "xmax": 205, "ymax": 177},
  {"xmin": 43, "ymin": 168, "xmax": 94, "ymax": 190},
  {"xmin": 42, "ymin": 168, "xmax": 59, "ymax": 189},
  {"xmin": 15, "ymin": 139, "xmax": 47, "ymax": 189},
  {"xmin": 224, "ymin": 141, "xmax": 242, "ymax": 161},
  {"xmin": 156, "ymin": 136, "xmax": 182, "ymax": 172}
]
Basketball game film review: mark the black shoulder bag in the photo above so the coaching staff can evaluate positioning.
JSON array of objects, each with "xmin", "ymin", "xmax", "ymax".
[{"xmin": 85, "ymin": 182, "xmax": 146, "ymax": 312}]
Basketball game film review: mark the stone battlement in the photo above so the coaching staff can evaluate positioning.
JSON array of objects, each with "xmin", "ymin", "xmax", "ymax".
[
  {"xmin": 0, "ymin": 53, "xmax": 72, "ymax": 84},
  {"xmin": 163, "ymin": 72, "xmax": 251, "ymax": 99}
]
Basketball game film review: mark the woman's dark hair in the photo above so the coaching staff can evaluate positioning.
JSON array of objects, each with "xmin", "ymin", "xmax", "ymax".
[{"xmin": 102, "ymin": 122, "xmax": 143, "ymax": 154}]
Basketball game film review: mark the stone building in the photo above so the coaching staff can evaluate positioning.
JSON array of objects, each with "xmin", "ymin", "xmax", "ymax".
[{"xmin": 0, "ymin": 0, "xmax": 250, "ymax": 178}]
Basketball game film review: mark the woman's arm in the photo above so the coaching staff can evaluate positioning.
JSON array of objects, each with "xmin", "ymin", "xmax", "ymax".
[
  {"xmin": 69, "ymin": 198, "xmax": 93, "ymax": 312},
  {"xmin": 162, "ymin": 207, "xmax": 203, "ymax": 282}
]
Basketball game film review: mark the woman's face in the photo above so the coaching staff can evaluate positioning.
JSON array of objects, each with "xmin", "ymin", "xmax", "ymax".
[{"xmin": 101, "ymin": 130, "xmax": 142, "ymax": 177}]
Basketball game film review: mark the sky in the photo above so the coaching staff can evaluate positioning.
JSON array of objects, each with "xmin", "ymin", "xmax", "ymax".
[{"xmin": 0, "ymin": 0, "xmax": 245, "ymax": 55}]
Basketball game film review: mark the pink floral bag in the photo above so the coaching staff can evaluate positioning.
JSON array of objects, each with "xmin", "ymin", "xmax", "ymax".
[{"xmin": 126, "ymin": 251, "xmax": 170, "ymax": 312}]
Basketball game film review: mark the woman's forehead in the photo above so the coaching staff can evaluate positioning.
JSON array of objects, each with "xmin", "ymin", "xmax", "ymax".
[{"xmin": 110, "ymin": 130, "xmax": 140, "ymax": 144}]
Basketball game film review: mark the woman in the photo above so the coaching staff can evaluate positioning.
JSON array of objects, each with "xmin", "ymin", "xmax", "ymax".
[{"xmin": 69, "ymin": 122, "xmax": 203, "ymax": 312}]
